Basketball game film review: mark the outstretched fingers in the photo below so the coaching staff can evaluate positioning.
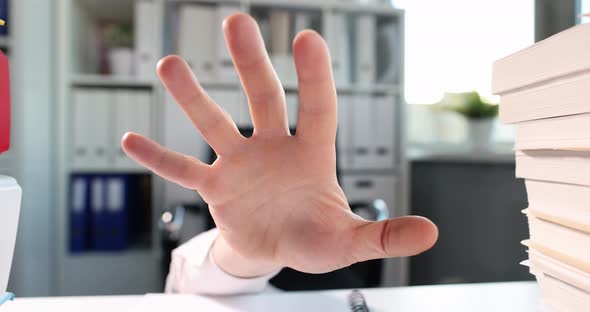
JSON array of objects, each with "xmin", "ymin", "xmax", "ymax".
[
  {"xmin": 157, "ymin": 55, "xmax": 244, "ymax": 156},
  {"xmin": 121, "ymin": 132, "xmax": 210, "ymax": 190},
  {"xmin": 223, "ymin": 13, "xmax": 289, "ymax": 137}
]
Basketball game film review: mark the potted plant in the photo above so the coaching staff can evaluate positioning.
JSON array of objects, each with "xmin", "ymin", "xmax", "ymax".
[
  {"xmin": 435, "ymin": 91, "xmax": 499, "ymax": 150},
  {"xmin": 103, "ymin": 23, "xmax": 134, "ymax": 76}
]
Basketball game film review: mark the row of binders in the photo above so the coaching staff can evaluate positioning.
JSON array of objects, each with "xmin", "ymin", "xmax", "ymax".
[
  {"xmin": 493, "ymin": 21, "xmax": 590, "ymax": 310},
  {"xmin": 69, "ymin": 174, "xmax": 151, "ymax": 253},
  {"xmin": 338, "ymin": 94, "xmax": 397, "ymax": 170},
  {"xmin": 216, "ymin": 90, "xmax": 398, "ymax": 170},
  {"xmin": 175, "ymin": 87, "xmax": 397, "ymax": 170},
  {"xmin": 71, "ymin": 88, "xmax": 152, "ymax": 170},
  {"xmin": 174, "ymin": 3, "xmax": 400, "ymax": 86}
]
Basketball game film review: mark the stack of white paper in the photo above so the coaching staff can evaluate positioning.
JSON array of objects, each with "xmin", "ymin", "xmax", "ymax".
[{"xmin": 493, "ymin": 21, "xmax": 590, "ymax": 310}]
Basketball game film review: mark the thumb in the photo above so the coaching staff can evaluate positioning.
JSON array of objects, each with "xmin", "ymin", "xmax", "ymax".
[{"xmin": 352, "ymin": 216, "xmax": 438, "ymax": 262}]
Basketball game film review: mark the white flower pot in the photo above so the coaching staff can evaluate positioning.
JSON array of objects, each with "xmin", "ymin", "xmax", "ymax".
[
  {"xmin": 109, "ymin": 47, "xmax": 134, "ymax": 76},
  {"xmin": 467, "ymin": 118, "xmax": 494, "ymax": 150}
]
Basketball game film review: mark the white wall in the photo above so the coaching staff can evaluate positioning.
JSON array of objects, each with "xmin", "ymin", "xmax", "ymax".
[{"xmin": 8, "ymin": 0, "xmax": 53, "ymax": 297}]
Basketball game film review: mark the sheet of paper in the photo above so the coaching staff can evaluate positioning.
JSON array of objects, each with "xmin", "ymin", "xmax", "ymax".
[{"xmin": 131, "ymin": 292, "xmax": 350, "ymax": 312}]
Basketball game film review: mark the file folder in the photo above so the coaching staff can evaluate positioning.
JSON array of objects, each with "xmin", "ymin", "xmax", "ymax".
[
  {"xmin": 376, "ymin": 21, "xmax": 400, "ymax": 84},
  {"xmin": 178, "ymin": 5, "xmax": 215, "ymax": 81},
  {"xmin": 286, "ymin": 93, "xmax": 298, "ymax": 129},
  {"xmin": 104, "ymin": 175, "xmax": 129, "ymax": 251},
  {"xmin": 113, "ymin": 90, "xmax": 134, "ymax": 169},
  {"xmin": 91, "ymin": 176, "xmax": 108, "ymax": 250},
  {"xmin": 326, "ymin": 12, "xmax": 350, "ymax": 86},
  {"xmin": 113, "ymin": 90, "xmax": 152, "ymax": 169},
  {"xmin": 71, "ymin": 89, "xmax": 90, "ymax": 167},
  {"xmin": 351, "ymin": 95, "xmax": 375, "ymax": 169},
  {"xmin": 73, "ymin": 89, "xmax": 110, "ymax": 169},
  {"xmin": 374, "ymin": 96, "xmax": 396, "ymax": 169},
  {"xmin": 69, "ymin": 175, "xmax": 90, "ymax": 253},
  {"xmin": 337, "ymin": 95, "xmax": 352, "ymax": 170},
  {"xmin": 216, "ymin": 5, "xmax": 241, "ymax": 81},
  {"xmin": 92, "ymin": 175, "xmax": 129, "ymax": 251},
  {"xmin": 209, "ymin": 89, "xmax": 241, "ymax": 124},
  {"xmin": 355, "ymin": 15, "xmax": 376, "ymax": 86},
  {"xmin": 135, "ymin": 0, "xmax": 157, "ymax": 79}
]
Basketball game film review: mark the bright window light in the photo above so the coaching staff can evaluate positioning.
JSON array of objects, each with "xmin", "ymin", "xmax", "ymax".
[
  {"xmin": 579, "ymin": 0, "xmax": 590, "ymax": 23},
  {"xmin": 395, "ymin": 0, "xmax": 535, "ymax": 104}
]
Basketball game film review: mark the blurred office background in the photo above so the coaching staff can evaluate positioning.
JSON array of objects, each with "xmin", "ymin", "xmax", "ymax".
[{"xmin": 0, "ymin": 0, "xmax": 587, "ymax": 297}]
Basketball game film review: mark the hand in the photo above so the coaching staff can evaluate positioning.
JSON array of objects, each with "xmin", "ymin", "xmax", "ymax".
[{"xmin": 122, "ymin": 13, "xmax": 437, "ymax": 277}]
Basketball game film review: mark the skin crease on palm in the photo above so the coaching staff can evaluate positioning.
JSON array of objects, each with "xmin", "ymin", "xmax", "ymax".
[{"xmin": 121, "ymin": 13, "xmax": 438, "ymax": 278}]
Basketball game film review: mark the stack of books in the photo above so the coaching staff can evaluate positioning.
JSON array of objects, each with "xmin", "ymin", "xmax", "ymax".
[{"xmin": 493, "ymin": 22, "xmax": 590, "ymax": 310}]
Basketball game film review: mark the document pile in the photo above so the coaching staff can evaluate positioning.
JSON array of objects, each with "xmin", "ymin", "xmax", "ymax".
[{"xmin": 493, "ymin": 22, "xmax": 590, "ymax": 310}]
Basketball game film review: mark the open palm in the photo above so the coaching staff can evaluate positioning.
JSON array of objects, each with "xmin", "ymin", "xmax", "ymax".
[{"xmin": 122, "ymin": 14, "xmax": 437, "ymax": 275}]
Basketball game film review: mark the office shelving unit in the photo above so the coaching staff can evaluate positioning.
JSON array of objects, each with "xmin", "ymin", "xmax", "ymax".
[{"xmin": 55, "ymin": 0, "xmax": 407, "ymax": 295}]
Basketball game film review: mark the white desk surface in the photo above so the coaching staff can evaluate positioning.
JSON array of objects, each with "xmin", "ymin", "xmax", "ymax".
[{"xmin": 2, "ymin": 281, "xmax": 540, "ymax": 311}]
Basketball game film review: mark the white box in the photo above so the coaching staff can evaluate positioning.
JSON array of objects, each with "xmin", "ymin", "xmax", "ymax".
[
  {"xmin": 178, "ymin": 5, "xmax": 215, "ymax": 81},
  {"xmin": 71, "ymin": 89, "xmax": 92, "ymax": 168},
  {"xmin": 351, "ymin": 95, "xmax": 375, "ymax": 169},
  {"xmin": 373, "ymin": 95, "xmax": 396, "ymax": 169},
  {"xmin": 135, "ymin": 90, "xmax": 153, "ymax": 138},
  {"xmin": 215, "ymin": 5, "xmax": 241, "ymax": 81},
  {"xmin": 286, "ymin": 93, "xmax": 298, "ymax": 129},
  {"xmin": 271, "ymin": 55, "xmax": 297, "ymax": 87},
  {"xmin": 134, "ymin": 0, "xmax": 157, "ymax": 79},
  {"xmin": 163, "ymin": 93, "xmax": 208, "ymax": 205},
  {"xmin": 326, "ymin": 12, "xmax": 351, "ymax": 86},
  {"xmin": 71, "ymin": 89, "xmax": 111, "ymax": 169},
  {"xmin": 337, "ymin": 95, "xmax": 352, "ymax": 169},
  {"xmin": 355, "ymin": 15, "xmax": 376, "ymax": 86},
  {"xmin": 237, "ymin": 91, "xmax": 252, "ymax": 129},
  {"xmin": 113, "ymin": 89, "xmax": 133, "ymax": 169},
  {"xmin": 113, "ymin": 90, "xmax": 152, "ymax": 169},
  {"xmin": 376, "ymin": 21, "xmax": 400, "ymax": 84},
  {"xmin": 89, "ymin": 90, "xmax": 112, "ymax": 168},
  {"xmin": 208, "ymin": 89, "xmax": 241, "ymax": 125}
]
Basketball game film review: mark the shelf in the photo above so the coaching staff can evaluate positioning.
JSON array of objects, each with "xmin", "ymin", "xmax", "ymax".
[
  {"xmin": 68, "ymin": 248, "xmax": 155, "ymax": 260},
  {"xmin": 70, "ymin": 74, "xmax": 155, "ymax": 88},
  {"xmin": 198, "ymin": 79, "xmax": 402, "ymax": 94},
  {"xmin": 348, "ymin": 83, "xmax": 402, "ymax": 94},
  {"xmin": 336, "ymin": 3, "xmax": 404, "ymax": 16},
  {"xmin": 166, "ymin": 0, "xmax": 403, "ymax": 16},
  {"xmin": 340, "ymin": 168, "xmax": 400, "ymax": 175},
  {"xmin": 68, "ymin": 166, "xmax": 152, "ymax": 174},
  {"xmin": 75, "ymin": 0, "xmax": 135, "ymax": 20},
  {"xmin": 250, "ymin": 0, "xmax": 403, "ymax": 15},
  {"xmin": 167, "ymin": 0, "xmax": 242, "ymax": 4},
  {"xmin": 0, "ymin": 36, "xmax": 11, "ymax": 48},
  {"xmin": 248, "ymin": 0, "xmax": 329, "ymax": 10},
  {"xmin": 55, "ymin": 0, "xmax": 407, "ymax": 294}
]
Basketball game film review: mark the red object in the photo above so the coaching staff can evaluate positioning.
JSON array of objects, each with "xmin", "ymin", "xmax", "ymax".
[{"xmin": 0, "ymin": 51, "xmax": 10, "ymax": 154}]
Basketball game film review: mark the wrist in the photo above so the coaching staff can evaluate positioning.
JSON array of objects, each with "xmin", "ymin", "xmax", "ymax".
[{"xmin": 211, "ymin": 234, "xmax": 281, "ymax": 278}]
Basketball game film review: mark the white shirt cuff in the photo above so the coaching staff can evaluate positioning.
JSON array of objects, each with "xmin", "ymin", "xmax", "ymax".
[{"xmin": 165, "ymin": 228, "xmax": 281, "ymax": 295}]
